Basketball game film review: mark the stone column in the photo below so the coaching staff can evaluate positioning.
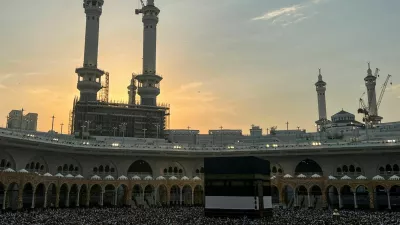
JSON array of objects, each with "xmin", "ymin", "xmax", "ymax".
[
  {"xmin": 191, "ymin": 191, "xmax": 194, "ymax": 205},
  {"xmin": 387, "ymin": 191, "xmax": 391, "ymax": 210},
  {"xmin": 100, "ymin": 191, "xmax": 104, "ymax": 206},
  {"xmin": 86, "ymin": 191, "xmax": 90, "ymax": 207},
  {"xmin": 66, "ymin": 191, "xmax": 70, "ymax": 207},
  {"xmin": 279, "ymin": 190, "xmax": 284, "ymax": 205},
  {"xmin": 114, "ymin": 189, "xmax": 118, "ymax": 206},
  {"xmin": 2, "ymin": 190, "xmax": 7, "ymax": 210},
  {"xmin": 338, "ymin": 193, "xmax": 343, "ymax": 209},
  {"xmin": 369, "ymin": 191, "xmax": 374, "ymax": 209},
  {"xmin": 55, "ymin": 188, "xmax": 60, "ymax": 208},
  {"xmin": 76, "ymin": 189, "xmax": 80, "ymax": 207},
  {"xmin": 17, "ymin": 190, "xmax": 23, "ymax": 210},
  {"xmin": 308, "ymin": 193, "xmax": 311, "ymax": 208},
  {"xmin": 353, "ymin": 192, "xmax": 358, "ymax": 209},
  {"xmin": 43, "ymin": 191, "xmax": 48, "ymax": 208},
  {"xmin": 180, "ymin": 188, "xmax": 183, "ymax": 206},
  {"xmin": 31, "ymin": 188, "xmax": 36, "ymax": 209}
]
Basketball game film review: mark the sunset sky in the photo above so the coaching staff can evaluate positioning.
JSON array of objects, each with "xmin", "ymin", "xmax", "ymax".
[{"xmin": 0, "ymin": 0, "xmax": 399, "ymax": 134}]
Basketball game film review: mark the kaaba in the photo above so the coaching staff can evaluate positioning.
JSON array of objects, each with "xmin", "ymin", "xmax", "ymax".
[{"xmin": 204, "ymin": 156, "xmax": 272, "ymax": 218}]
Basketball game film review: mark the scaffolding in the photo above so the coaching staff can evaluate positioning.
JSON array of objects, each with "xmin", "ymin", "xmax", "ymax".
[{"xmin": 98, "ymin": 72, "xmax": 110, "ymax": 103}]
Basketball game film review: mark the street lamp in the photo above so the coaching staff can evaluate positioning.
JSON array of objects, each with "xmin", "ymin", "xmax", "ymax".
[
  {"xmin": 154, "ymin": 124, "xmax": 160, "ymax": 139},
  {"xmin": 143, "ymin": 128, "xmax": 147, "ymax": 138},
  {"xmin": 81, "ymin": 125, "xmax": 86, "ymax": 140},
  {"xmin": 120, "ymin": 122, "xmax": 127, "ymax": 143},
  {"xmin": 112, "ymin": 127, "xmax": 118, "ymax": 137}
]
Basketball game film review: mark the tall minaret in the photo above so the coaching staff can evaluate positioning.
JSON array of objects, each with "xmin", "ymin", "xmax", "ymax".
[
  {"xmin": 135, "ymin": 0, "xmax": 162, "ymax": 106},
  {"xmin": 315, "ymin": 69, "xmax": 327, "ymax": 124},
  {"xmin": 364, "ymin": 62, "xmax": 382, "ymax": 123},
  {"xmin": 127, "ymin": 74, "xmax": 137, "ymax": 105},
  {"xmin": 75, "ymin": 0, "xmax": 105, "ymax": 102}
]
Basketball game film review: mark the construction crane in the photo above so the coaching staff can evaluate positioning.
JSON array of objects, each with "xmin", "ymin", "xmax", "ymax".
[
  {"xmin": 377, "ymin": 74, "xmax": 392, "ymax": 109},
  {"xmin": 135, "ymin": 0, "xmax": 145, "ymax": 15},
  {"xmin": 99, "ymin": 72, "xmax": 110, "ymax": 103}
]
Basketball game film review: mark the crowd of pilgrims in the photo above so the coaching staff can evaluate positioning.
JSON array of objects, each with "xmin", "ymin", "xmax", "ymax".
[{"xmin": 0, "ymin": 207, "xmax": 399, "ymax": 225}]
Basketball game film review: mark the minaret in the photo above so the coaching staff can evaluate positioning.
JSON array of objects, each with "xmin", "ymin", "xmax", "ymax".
[
  {"xmin": 135, "ymin": 0, "xmax": 162, "ymax": 106},
  {"xmin": 128, "ymin": 74, "xmax": 137, "ymax": 105},
  {"xmin": 75, "ymin": 0, "xmax": 105, "ymax": 102},
  {"xmin": 364, "ymin": 62, "xmax": 382, "ymax": 123},
  {"xmin": 315, "ymin": 69, "xmax": 327, "ymax": 124}
]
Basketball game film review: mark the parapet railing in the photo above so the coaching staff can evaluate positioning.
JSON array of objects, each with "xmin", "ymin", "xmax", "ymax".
[{"xmin": 0, "ymin": 129, "xmax": 399, "ymax": 152}]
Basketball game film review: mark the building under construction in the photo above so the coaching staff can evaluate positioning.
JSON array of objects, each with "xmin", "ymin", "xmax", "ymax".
[{"xmin": 70, "ymin": 0, "xmax": 169, "ymax": 138}]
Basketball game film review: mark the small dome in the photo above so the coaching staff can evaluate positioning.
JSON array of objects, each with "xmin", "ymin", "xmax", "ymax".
[
  {"xmin": 43, "ymin": 172, "xmax": 53, "ymax": 177},
  {"xmin": 132, "ymin": 175, "xmax": 141, "ymax": 180},
  {"xmin": 3, "ymin": 168, "xmax": 15, "ymax": 172},
  {"xmin": 340, "ymin": 175, "xmax": 351, "ymax": 180},
  {"xmin": 75, "ymin": 174, "xmax": 84, "ymax": 179},
  {"xmin": 297, "ymin": 174, "xmax": 306, "ymax": 178},
  {"xmin": 389, "ymin": 175, "xmax": 400, "ymax": 180},
  {"xmin": 372, "ymin": 175, "xmax": 385, "ymax": 180},
  {"xmin": 105, "ymin": 175, "xmax": 115, "ymax": 180},
  {"xmin": 55, "ymin": 173, "xmax": 64, "ymax": 177},
  {"xmin": 311, "ymin": 174, "xmax": 321, "ymax": 178},
  {"xmin": 328, "ymin": 175, "xmax": 337, "ymax": 180},
  {"xmin": 181, "ymin": 176, "xmax": 189, "ymax": 181},
  {"xmin": 156, "ymin": 176, "xmax": 166, "ymax": 180},
  {"xmin": 283, "ymin": 174, "xmax": 293, "ymax": 178},
  {"xmin": 356, "ymin": 175, "xmax": 367, "ymax": 180},
  {"xmin": 144, "ymin": 175, "xmax": 153, "ymax": 181},
  {"xmin": 169, "ymin": 176, "xmax": 178, "ymax": 180},
  {"xmin": 193, "ymin": 176, "xmax": 201, "ymax": 181},
  {"xmin": 34, "ymin": 172, "xmax": 40, "ymax": 175},
  {"xmin": 91, "ymin": 175, "xmax": 101, "ymax": 180},
  {"xmin": 271, "ymin": 176, "xmax": 276, "ymax": 180},
  {"xmin": 118, "ymin": 175, "xmax": 128, "ymax": 180},
  {"xmin": 65, "ymin": 174, "xmax": 74, "ymax": 178},
  {"xmin": 18, "ymin": 169, "xmax": 29, "ymax": 173}
]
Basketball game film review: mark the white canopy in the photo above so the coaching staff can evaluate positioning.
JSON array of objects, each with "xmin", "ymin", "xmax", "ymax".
[
  {"xmin": 43, "ymin": 172, "xmax": 52, "ymax": 177},
  {"xmin": 55, "ymin": 173, "xmax": 64, "ymax": 177},
  {"xmin": 297, "ymin": 174, "xmax": 306, "ymax": 178},
  {"xmin": 144, "ymin": 176, "xmax": 153, "ymax": 181},
  {"xmin": 118, "ymin": 175, "xmax": 128, "ymax": 180},
  {"xmin": 311, "ymin": 174, "xmax": 321, "ymax": 178},
  {"xmin": 105, "ymin": 175, "xmax": 115, "ymax": 180},
  {"xmin": 328, "ymin": 175, "xmax": 337, "ymax": 180},
  {"xmin": 18, "ymin": 169, "xmax": 29, "ymax": 173},
  {"xmin": 3, "ymin": 168, "xmax": 15, "ymax": 172},
  {"xmin": 91, "ymin": 175, "xmax": 101, "ymax": 180},
  {"xmin": 65, "ymin": 174, "xmax": 74, "ymax": 178},
  {"xmin": 156, "ymin": 176, "xmax": 166, "ymax": 180},
  {"xmin": 372, "ymin": 175, "xmax": 385, "ymax": 180},
  {"xmin": 169, "ymin": 176, "xmax": 178, "ymax": 180},
  {"xmin": 389, "ymin": 175, "xmax": 400, "ymax": 180},
  {"xmin": 356, "ymin": 175, "xmax": 367, "ymax": 180},
  {"xmin": 193, "ymin": 176, "xmax": 201, "ymax": 181},
  {"xmin": 181, "ymin": 176, "xmax": 189, "ymax": 180},
  {"xmin": 132, "ymin": 175, "xmax": 141, "ymax": 180},
  {"xmin": 340, "ymin": 175, "xmax": 351, "ymax": 180},
  {"xmin": 75, "ymin": 174, "xmax": 84, "ymax": 179},
  {"xmin": 283, "ymin": 174, "xmax": 293, "ymax": 178}
]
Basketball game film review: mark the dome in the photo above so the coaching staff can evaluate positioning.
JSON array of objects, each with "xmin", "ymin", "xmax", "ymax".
[
  {"xmin": 356, "ymin": 175, "xmax": 367, "ymax": 180},
  {"xmin": 389, "ymin": 175, "xmax": 400, "ymax": 180},
  {"xmin": 181, "ymin": 176, "xmax": 189, "ymax": 181},
  {"xmin": 271, "ymin": 176, "xmax": 276, "ymax": 180},
  {"xmin": 43, "ymin": 172, "xmax": 52, "ymax": 177},
  {"xmin": 144, "ymin": 175, "xmax": 153, "ymax": 181},
  {"xmin": 297, "ymin": 174, "xmax": 306, "ymax": 178},
  {"xmin": 65, "ymin": 174, "xmax": 74, "ymax": 178},
  {"xmin": 311, "ymin": 174, "xmax": 321, "ymax": 178},
  {"xmin": 169, "ymin": 176, "xmax": 178, "ymax": 180},
  {"xmin": 75, "ymin": 174, "xmax": 84, "ymax": 179},
  {"xmin": 193, "ymin": 176, "xmax": 201, "ymax": 181},
  {"xmin": 340, "ymin": 175, "xmax": 351, "ymax": 180},
  {"xmin": 105, "ymin": 175, "xmax": 114, "ymax": 180},
  {"xmin": 132, "ymin": 175, "xmax": 141, "ymax": 180},
  {"xmin": 156, "ymin": 176, "xmax": 166, "ymax": 180},
  {"xmin": 18, "ymin": 169, "xmax": 29, "ymax": 173},
  {"xmin": 372, "ymin": 175, "xmax": 385, "ymax": 180},
  {"xmin": 118, "ymin": 175, "xmax": 128, "ymax": 180},
  {"xmin": 283, "ymin": 174, "xmax": 292, "ymax": 178},
  {"xmin": 34, "ymin": 172, "xmax": 40, "ymax": 175},
  {"xmin": 3, "ymin": 168, "xmax": 15, "ymax": 172},
  {"xmin": 328, "ymin": 175, "xmax": 337, "ymax": 180},
  {"xmin": 55, "ymin": 173, "xmax": 64, "ymax": 177},
  {"xmin": 91, "ymin": 175, "xmax": 101, "ymax": 180}
]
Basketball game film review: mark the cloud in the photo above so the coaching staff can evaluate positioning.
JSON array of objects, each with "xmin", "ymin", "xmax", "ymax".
[{"xmin": 251, "ymin": 0, "xmax": 327, "ymax": 26}]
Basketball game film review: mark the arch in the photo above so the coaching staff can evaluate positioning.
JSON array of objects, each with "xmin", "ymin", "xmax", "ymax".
[
  {"xmin": 116, "ymin": 184, "xmax": 128, "ymax": 206},
  {"xmin": 0, "ymin": 182, "xmax": 4, "ymax": 210},
  {"xmin": 69, "ymin": 184, "xmax": 79, "ymax": 207},
  {"xmin": 104, "ymin": 184, "xmax": 115, "ymax": 207},
  {"xmin": 271, "ymin": 166, "xmax": 277, "ymax": 173},
  {"xmin": 79, "ymin": 184, "xmax": 88, "ymax": 206},
  {"xmin": 6, "ymin": 182, "xmax": 19, "ymax": 210},
  {"xmin": 170, "ymin": 185, "xmax": 180, "ymax": 206},
  {"xmin": 374, "ymin": 185, "xmax": 387, "ymax": 210},
  {"xmin": 355, "ymin": 185, "xmax": 369, "ymax": 209},
  {"xmin": 0, "ymin": 150, "xmax": 16, "ymax": 170},
  {"xmin": 309, "ymin": 185, "xmax": 322, "ymax": 209},
  {"xmin": 58, "ymin": 183, "xmax": 69, "ymax": 207},
  {"xmin": 340, "ymin": 185, "xmax": 353, "ymax": 209},
  {"xmin": 386, "ymin": 164, "xmax": 392, "ymax": 174},
  {"xmin": 193, "ymin": 185, "xmax": 203, "ymax": 206},
  {"xmin": 282, "ymin": 185, "xmax": 294, "ymax": 207},
  {"xmin": 22, "ymin": 183, "xmax": 34, "ymax": 208},
  {"xmin": 271, "ymin": 185, "xmax": 279, "ymax": 204},
  {"xmin": 157, "ymin": 185, "xmax": 168, "ymax": 206},
  {"xmin": 34, "ymin": 183, "xmax": 45, "ymax": 208},
  {"xmin": 182, "ymin": 185, "xmax": 192, "ymax": 206},
  {"xmin": 128, "ymin": 160, "xmax": 153, "ymax": 177},
  {"xmin": 164, "ymin": 161, "xmax": 186, "ymax": 177},
  {"xmin": 393, "ymin": 164, "xmax": 399, "ymax": 173},
  {"xmin": 349, "ymin": 165, "xmax": 355, "ymax": 173},
  {"xmin": 144, "ymin": 185, "xmax": 155, "ymax": 206},
  {"xmin": 294, "ymin": 159, "xmax": 323, "ymax": 175},
  {"xmin": 389, "ymin": 185, "xmax": 400, "ymax": 210},
  {"xmin": 132, "ymin": 184, "xmax": 143, "ymax": 207},
  {"xmin": 89, "ymin": 184, "xmax": 102, "ymax": 207},
  {"xmin": 46, "ymin": 183, "xmax": 57, "ymax": 208},
  {"xmin": 325, "ymin": 185, "xmax": 339, "ymax": 210},
  {"xmin": 26, "ymin": 156, "xmax": 49, "ymax": 173}
]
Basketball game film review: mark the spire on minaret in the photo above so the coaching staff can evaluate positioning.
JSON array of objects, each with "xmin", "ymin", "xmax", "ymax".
[
  {"xmin": 318, "ymin": 68, "xmax": 322, "ymax": 81},
  {"xmin": 367, "ymin": 62, "xmax": 372, "ymax": 75},
  {"xmin": 315, "ymin": 68, "xmax": 327, "ymax": 125}
]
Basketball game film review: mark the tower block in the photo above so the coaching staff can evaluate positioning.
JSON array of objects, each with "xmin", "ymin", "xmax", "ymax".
[
  {"xmin": 76, "ymin": 0, "xmax": 105, "ymax": 102},
  {"xmin": 135, "ymin": 0, "xmax": 162, "ymax": 106},
  {"xmin": 315, "ymin": 69, "xmax": 328, "ymax": 127}
]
